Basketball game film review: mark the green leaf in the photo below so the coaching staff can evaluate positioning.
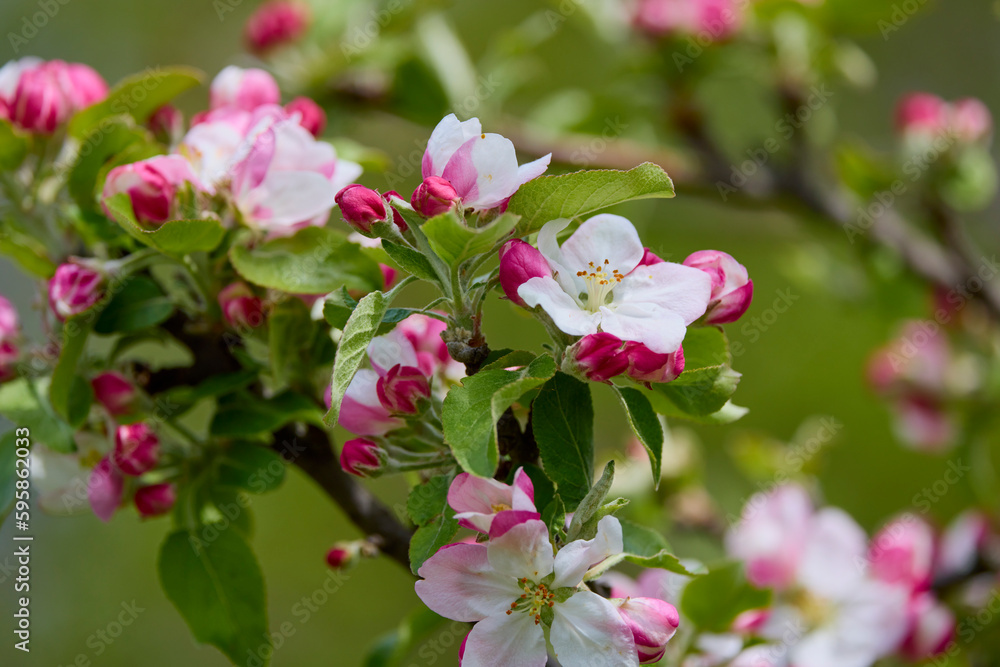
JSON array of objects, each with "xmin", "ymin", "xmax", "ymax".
[
  {"xmin": 231, "ymin": 226, "xmax": 383, "ymax": 295},
  {"xmin": 566, "ymin": 461, "xmax": 614, "ymax": 541},
  {"xmin": 680, "ymin": 562, "xmax": 771, "ymax": 632},
  {"xmin": 268, "ymin": 298, "xmax": 315, "ymax": 387},
  {"xmin": 0, "ymin": 378, "xmax": 76, "ymax": 453},
  {"xmin": 324, "ymin": 290, "xmax": 389, "ymax": 427},
  {"xmin": 158, "ymin": 528, "xmax": 269, "ymax": 666},
  {"xmin": 0, "ymin": 229, "xmax": 56, "ymax": 278},
  {"xmin": 650, "ymin": 328, "xmax": 742, "ymax": 417},
  {"xmin": 64, "ymin": 376, "xmax": 94, "ymax": 428},
  {"xmin": 614, "ymin": 387, "xmax": 663, "ymax": 488},
  {"xmin": 68, "ymin": 120, "xmax": 153, "ymax": 213},
  {"xmin": 94, "ymin": 275, "xmax": 174, "ymax": 334},
  {"xmin": 406, "ymin": 473, "xmax": 454, "ymax": 526},
  {"xmin": 409, "ymin": 515, "xmax": 460, "ymax": 576},
  {"xmin": 646, "ymin": 395, "xmax": 749, "ymax": 425},
  {"xmin": 216, "ymin": 443, "xmax": 286, "ymax": 494},
  {"xmin": 322, "ymin": 287, "xmax": 425, "ymax": 334},
  {"xmin": 620, "ymin": 520, "xmax": 695, "ymax": 576},
  {"xmin": 49, "ymin": 316, "xmax": 93, "ymax": 425},
  {"xmin": 363, "ymin": 607, "xmax": 454, "ymax": 667},
  {"xmin": 507, "ymin": 163, "xmax": 676, "ymax": 235},
  {"xmin": 531, "ymin": 372, "xmax": 594, "ymax": 507},
  {"xmin": 211, "ymin": 391, "xmax": 323, "ymax": 438},
  {"xmin": 542, "ymin": 495, "xmax": 566, "ymax": 538},
  {"xmin": 421, "ymin": 210, "xmax": 519, "ymax": 265},
  {"xmin": 382, "ymin": 240, "xmax": 440, "ymax": 283},
  {"xmin": 69, "ymin": 67, "xmax": 203, "ymax": 138},
  {"xmin": 104, "ymin": 193, "xmax": 225, "ymax": 256},
  {"xmin": 0, "ymin": 119, "xmax": 30, "ymax": 170},
  {"xmin": 442, "ymin": 355, "xmax": 557, "ymax": 478}
]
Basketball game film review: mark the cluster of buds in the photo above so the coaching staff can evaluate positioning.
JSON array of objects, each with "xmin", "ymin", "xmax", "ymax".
[
  {"xmin": 217, "ymin": 281, "xmax": 266, "ymax": 330},
  {"xmin": 0, "ymin": 295, "xmax": 20, "ymax": 381},
  {"xmin": 0, "ymin": 58, "xmax": 107, "ymax": 134},
  {"xmin": 88, "ymin": 423, "xmax": 174, "ymax": 521},
  {"xmin": 335, "ymin": 184, "xmax": 407, "ymax": 235},
  {"xmin": 499, "ymin": 220, "xmax": 751, "ymax": 388},
  {"xmin": 48, "ymin": 261, "xmax": 106, "ymax": 321},
  {"xmin": 632, "ymin": 0, "xmax": 746, "ymax": 42},
  {"xmin": 415, "ymin": 470, "xmax": 681, "ymax": 666},
  {"xmin": 102, "ymin": 155, "xmax": 203, "ymax": 226},
  {"xmin": 896, "ymin": 93, "xmax": 992, "ymax": 145},
  {"xmin": 867, "ymin": 320, "xmax": 968, "ymax": 452}
]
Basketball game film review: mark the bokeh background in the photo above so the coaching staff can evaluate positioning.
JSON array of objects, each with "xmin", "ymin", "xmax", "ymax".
[{"xmin": 1, "ymin": 0, "xmax": 999, "ymax": 665}]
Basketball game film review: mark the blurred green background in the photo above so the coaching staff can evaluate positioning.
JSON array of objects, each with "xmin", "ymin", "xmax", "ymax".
[{"xmin": 1, "ymin": 0, "xmax": 999, "ymax": 665}]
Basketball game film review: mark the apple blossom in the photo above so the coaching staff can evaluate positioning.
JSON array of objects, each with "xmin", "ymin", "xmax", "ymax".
[
  {"xmin": 0, "ymin": 58, "xmax": 107, "ymax": 133},
  {"xmin": 564, "ymin": 332, "xmax": 631, "ymax": 384},
  {"xmin": 0, "ymin": 340, "xmax": 17, "ymax": 381},
  {"xmin": 900, "ymin": 593, "xmax": 955, "ymax": 660},
  {"xmin": 518, "ymin": 215, "xmax": 712, "ymax": 354},
  {"xmin": 447, "ymin": 467, "xmax": 539, "ymax": 534},
  {"xmin": 245, "ymin": 0, "xmax": 310, "ymax": 54},
  {"xmin": 285, "ymin": 96, "xmax": 326, "ymax": 137},
  {"xmin": 340, "ymin": 438, "xmax": 385, "ymax": 477},
  {"xmin": 48, "ymin": 262, "xmax": 104, "ymax": 321},
  {"xmin": 113, "ymin": 423, "xmax": 160, "ymax": 476},
  {"xmin": 415, "ymin": 517, "xmax": 639, "ymax": 667},
  {"xmin": 376, "ymin": 364, "xmax": 431, "ymax": 414},
  {"xmin": 614, "ymin": 596, "xmax": 680, "ymax": 664},
  {"xmin": 411, "ymin": 176, "xmax": 460, "ymax": 217},
  {"xmin": 134, "ymin": 484, "xmax": 177, "ymax": 518},
  {"xmin": 209, "ymin": 66, "xmax": 281, "ymax": 112},
  {"xmin": 868, "ymin": 516, "xmax": 935, "ymax": 592},
  {"xmin": 88, "ymin": 456, "xmax": 124, "ymax": 522},
  {"xmin": 338, "ymin": 369, "xmax": 404, "ymax": 436},
  {"xmin": 0, "ymin": 295, "xmax": 19, "ymax": 342},
  {"xmin": 91, "ymin": 372, "xmax": 136, "ymax": 417},
  {"xmin": 891, "ymin": 394, "xmax": 955, "ymax": 452},
  {"xmin": 936, "ymin": 510, "xmax": 991, "ymax": 581},
  {"xmin": 326, "ymin": 542, "xmax": 361, "ymax": 569},
  {"xmin": 951, "ymin": 98, "xmax": 992, "ymax": 143},
  {"xmin": 633, "ymin": 0, "xmax": 746, "ymax": 41},
  {"xmin": 148, "ymin": 104, "xmax": 183, "ymax": 143},
  {"xmin": 102, "ymin": 155, "xmax": 203, "ymax": 225},
  {"xmin": 379, "ymin": 264, "xmax": 397, "ymax": 290},
  {"xmin": 420, "ymin": 114, "xmax": 551, "ymax": 212},
  {"xmin": 218, "ymin": 282, "xmax": 265, "ymax": 329},
  {"xmin": 896, "ymin": 93, "xmax": 950, "ymax": 137},
  {"xmin": 683, "ymin": 250, "xmax": 753, "ymax": 325},
  {"xmin": 498, "ymin": 239, "xmax": 552, "ymax": 307},
  {"xmin": 336, "ymin": 184, "xmax": 394, "ymax": 233}
]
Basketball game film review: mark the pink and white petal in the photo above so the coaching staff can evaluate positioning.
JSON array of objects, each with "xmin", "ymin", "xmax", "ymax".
[
  {"xmin": 518, "ymin": 276, "xmax": 600, "ymax": 337},
  {"xmin": 487, "ymin": 519, "xmax": 554, "ymax": 581},
  {"xmin": 489, "ymin": 510, "xmax": 543, "ymax": 538},
  {"xmin": 797, "ymin": 508, "xmax": 869, "ymax": 599},
  {"xmin": 423, "ymin": 114, "xmax": 483, "ymax": 178},
  {"xmin": 415, "ymin": 543, "xmax": 519, "ymax": 622},
  {"xmin": 597, "ymin": 303, "xmax": 688, "ymax": 355},
  {"xmin": 829, "ymin": 581, "xmax": 910, "ymax": 663},
  {"xmin": 511, "ymin": 467, "xmax": 536, "ymax": 511},
  {"xmin": 558, "ymin": 214, "xmax": 645, "ymax": 277},
  {"xmin": 615, "ymin": 262, "xmax": 713, "ymax": 325},
  {"xmin": 247, "ymin": 171, "xmax": 338, "ymax": 228},
  {"xmin": 461, "ymin": 608, "xmax": 548, "ymax": 667},
  {"xmin": 339, "ymin": 369, "xmax": 402, "ymax": 436},
  {"xmin": 552, "ymin": 515, "xmax": 624, "ymax": 588},
  {"xmin": 232, "ymin": 126, "xmax": 275, "ymax": 196},
  {"xmin": 551, "ymin": 592, "xmax": 639, "ymax": 667},
  {"xmin": 463, "ymin": 134, "xmax": 524, "ymax": 210},
  {"xmin": 448, "ymin": 472, "xmax": 516, "ymax": 516},
  {"xmin": 515, "ymin": 154, "xmax": 551, "ymax": 187},
  {"xmin": 455, "ymin": 512, "xmax": 494, "ymax": 534},
  {"xmin": 368, "ymin": 331, "xmax": 420, "ymax": 375}
]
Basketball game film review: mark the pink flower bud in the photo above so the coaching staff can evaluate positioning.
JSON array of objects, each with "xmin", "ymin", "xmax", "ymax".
[
  {"xmin": 336, "ymin": 184, "xmax": 389, "ymax": 233},
  {"xmin": 869, "ymin": 516, "xmax": 935, "ymax": 592},
  {"xmin": 411, "ymin": 176, "xmax": 459, "ymax": 217},
  {"xmin": 382, "ymin": 191, "xmax": 408, "ymax": 232},
  {"xmin": 91, "ymin": 372, "xmax": 136, "ymax": 417},
  {"xmin": 498, "ymin": 239, "xmax": 551, "ymax": 307},
  {"xmin": 340, "ymin": 438, "xmax": 384, "ymax": 477},
  {"xmin": 48, "ymin": 262, "xmax": 104, "ymax": 321},
  {"xmin": 377, "ymin": 364, "xmax": 431, "ymax": 414},
  {"xmin": 284, "ymin": 96, "xmax": 325, "ymax": 137},
  {"xmin": 0, "ymin": 341, "xmax": 18, "ymax": 381},
  {"xmin": 379, "ymin": 264, "xmax": 398, "ymax": 290},
  {"xmin": 218, "ymin": 282, "xmax": 265, "ymax": 329},
  {"xmin": 102, "ymin": 155, "xmax": 202, "ymax": 225},
  {"xmin": 245, "ymin": 0, "xmax": 310, "ymax": 54},
  {"xmin": 566, "ymin": 333, "xmax": 630, "ymax": 383},
  {"xmin": 0, "ymin": 295, "xmax": 19, "ymax": 341},
  {"xmin": 88, "ymin": 456, "xmax": 123, "ymax": 522},
  {"xmin": 625, "ymin": 342, "xmax": 684, "ymax": 385},
  {"xmin": 893, "ymin": 394, "xmax": 955, "ymax": 453},
  {"xmin": 148, "ymin": 104, "xmax": 183, "ymax": 141},
  {"xmin": 113, "ymin": 423, "xmax": 159, "ymax": 476},
  {"xmin": 683, "ymin": 250, "xmax": 753, "ymax": 324},
  {"xmin": 901, "ymin": 593, "xmax": 956, "ymax": 660},
  {"xmin": 9, "ymin": 62, "xmax": 71, "ymax": 133},
  {"xmin": 209, "ymin": 66, "xmax": 280, "ymax": 112},
  {"xmin": 615, "ymin": 597, "xmax": 681, "ymax": 664},
  {"xmin": 134, "ymin": 483, "xmax": 176, "ymax": 518},
  {"xmin": 896, "ymin": 93, "xmax": 950, "ymax": 137},
  {"xmin": 951, "ymin": 98, "xmax": 992, "ymax": 144},
  {"xmin": 638, "ymin": 247, "xmax": 665, "ymax": 266},
  {"xmin": 325, "ymin": 541, "xmax": 363, "ymax": 569},
  {"xmin": 59, "ymin": 62, "xmax": 109, "ymax": 110}
]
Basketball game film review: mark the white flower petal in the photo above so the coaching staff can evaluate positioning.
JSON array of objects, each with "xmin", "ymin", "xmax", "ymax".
[
  {"xmin": 368, "ymin": 330, "xmax": 419, "ymax": 375},
  {"xmin": 422, "ymin": 113, "xmax": 482, "ymax": 178},
  {"xmin": 242, "ymin": 171, "xmax": 337, "ymax": 227},
  {"xmin": 551, "ymin": 592, "xmax": 638, "ymax": 667},
  {"xmin": 516, "ymin": 154, "xmax": 552, "ymax": 188},
  {"xmin": 597, "ymin": 303, "xmax": 688, "ymax": 354},
  {"xmin": 465, "ymin": 134, "xmax": 524, "ymax": 210},
  {"xmin": 797, "ymin": 508, "xmax": 868, "ymax": 599},
  {"xmin": 462, "ymin": 608, "xmax": 548, "ymax": 667},
  {"xmin": 536, "ymin": 218, "xmax": 584, "ymax": 296},
  {"xmin": 487, "ymin": 519, "xmax": 554, "ymax": 581},
  {"xmin": 518, "ymin": 276, "xmax": 600, "ymax": 336},
  {"xmin": 557, "ymin": 214, "xmax": 644, "ymax": 277},
  {"xmin": 614, "ymin": 262, "xmax": 712, "ymax": 325},
  {"xmin": 415, "ymin": 543, "xmax": 519, "ymax": 622},
  {"xmin": 552, "ymin": 516, "xmax": 623, "ymax": 588}
]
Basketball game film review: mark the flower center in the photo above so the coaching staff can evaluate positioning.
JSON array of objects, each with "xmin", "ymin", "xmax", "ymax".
[
  {"xmin": 491, "ymin": 503, "xmax": 511, "ymax": 513},
  {"xmin": 576, "ymin": 259, "xmax": 623, "ymax": 312},
  {"xmin": 790, "ymin": 588, "xmax": 835, "ymax": 627},
  {"xmin": 506, "ymin": 577, "xmax": 556, "ymax": 625}
]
